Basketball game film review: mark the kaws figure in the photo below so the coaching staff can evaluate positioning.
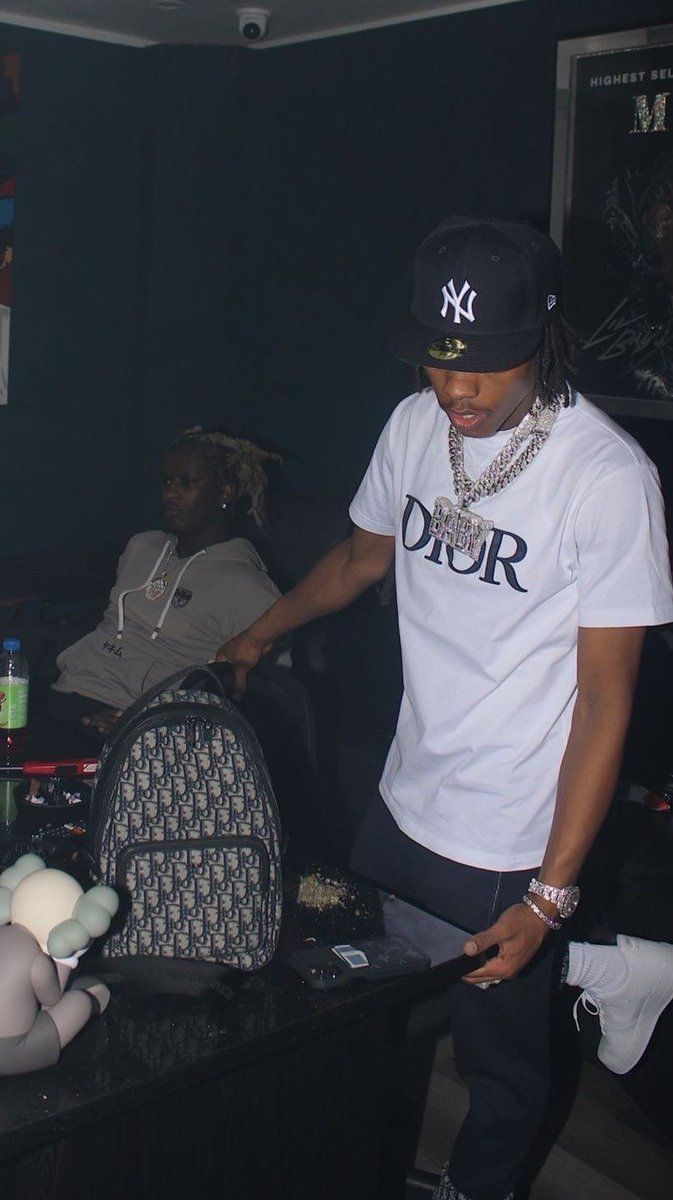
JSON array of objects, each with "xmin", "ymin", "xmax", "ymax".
[{"xmin": 0, "ymin": 854, "xmax": 118, "ymax": 1075}]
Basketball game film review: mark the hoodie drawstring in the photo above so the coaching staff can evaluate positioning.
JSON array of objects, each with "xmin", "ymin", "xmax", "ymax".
[
  {"xmin": 117, "ymin": 540, "xmax": 173, "ymax": 639},
  {"xmin": 150, "ymin": 549, "xmax": 206, "ymax": 640}
]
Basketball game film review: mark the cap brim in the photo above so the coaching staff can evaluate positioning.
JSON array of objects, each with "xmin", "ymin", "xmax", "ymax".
[{"xmin": 392, "ymin": 314, "xmax": 544, "ymax": 373}]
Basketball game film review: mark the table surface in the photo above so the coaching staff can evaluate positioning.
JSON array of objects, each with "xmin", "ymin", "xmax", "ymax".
[{"xmin": 0, "ymin": 853, "xmax": 467, "ymax": 1163}]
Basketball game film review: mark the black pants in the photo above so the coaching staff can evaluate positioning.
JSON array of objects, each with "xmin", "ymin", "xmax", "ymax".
[
  {"xmin": 350, "ymin": 793, "xmax": 557, "ymax": 1200},
  {"xmin": 27, "ymin": 690, "xmax": 109, "ymax": 759}
]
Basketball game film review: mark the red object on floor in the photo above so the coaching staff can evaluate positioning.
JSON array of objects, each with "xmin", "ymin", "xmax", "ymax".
[{"xmin": 643, "ymin": 790, "xmax": 672, "ymax": 813}]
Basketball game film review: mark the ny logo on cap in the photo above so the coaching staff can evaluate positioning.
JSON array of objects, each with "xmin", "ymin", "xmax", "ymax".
[{"xmin": 441, "ymin": 278, "xmax": 477, "ymax": 324}]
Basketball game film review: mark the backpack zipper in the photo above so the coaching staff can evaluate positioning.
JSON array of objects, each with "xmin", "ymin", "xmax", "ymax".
[
  {"xmin": 116, "ymin": 833, "xmax": 270, "ymax": 892},
  {"xmin": 90, "ymin": 700, "xmax": 281, "ymax": 863}
]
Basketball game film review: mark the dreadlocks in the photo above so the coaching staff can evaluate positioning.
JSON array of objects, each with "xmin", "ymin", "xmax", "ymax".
[
  {"xmin": 535, "ymin": 312, "xmax": 577, "ymax": 408},
  {"xmin": 173, "ymin": 427, "xmax": 282, "ymax": 529}
]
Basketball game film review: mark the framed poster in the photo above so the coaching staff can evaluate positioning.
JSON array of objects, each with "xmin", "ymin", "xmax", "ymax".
[
  {"xmin": 0, "ymin": 53, "xmax": 18, "ymax": 408},
  {"xmin": 551, "ymin": 25, "xmax": 673, "ymax": 418}
]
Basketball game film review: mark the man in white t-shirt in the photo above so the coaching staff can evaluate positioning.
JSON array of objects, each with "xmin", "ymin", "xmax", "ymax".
[{"xmin": 218, "ymin": 217, "xmax": 673, "ymax": 1200}]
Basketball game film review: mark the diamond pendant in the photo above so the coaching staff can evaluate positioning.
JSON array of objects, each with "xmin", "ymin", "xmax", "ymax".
[
  {"xmin": 430, "ymin": 496, "xmax": 494, "ymax": 561},
  {"xmin": 145, "ymin": 576, "xmax": 168, "ymax": 602}
]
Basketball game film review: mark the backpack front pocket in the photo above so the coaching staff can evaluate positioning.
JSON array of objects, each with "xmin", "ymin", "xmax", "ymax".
[{"xmin": 111, "ymin": 835, "xmax": 272, "ymax": 966}]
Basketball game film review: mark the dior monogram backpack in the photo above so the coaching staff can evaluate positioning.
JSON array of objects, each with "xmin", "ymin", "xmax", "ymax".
[{"xmin": 88, "ymin": 665, "xmax": 282, "ymax": 971}]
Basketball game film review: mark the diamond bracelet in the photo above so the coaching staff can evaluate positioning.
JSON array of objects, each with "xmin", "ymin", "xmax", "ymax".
[{"xmin": 522, "ymin": 894, "xmax": 562, "ymax": 931}]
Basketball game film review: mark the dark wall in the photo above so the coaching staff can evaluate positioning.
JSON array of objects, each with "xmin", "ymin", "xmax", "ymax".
[
  {"xmin": 138, "ymin": 47, "xmax": 249, "ymax": 530},
  {"xmin": 0, "ymin": 33, "xmax": 248, "ymax": 553},
  {"xmin": 0, "ymin": 25, "xmax": 150, "ymax": 554},
  {"xmin": 1, "ymin": 0, "xmax": 672, "ymax": 559},
  {"xmin": 235, "ymin": 0, "xmax": 673, "ymax": 500}
]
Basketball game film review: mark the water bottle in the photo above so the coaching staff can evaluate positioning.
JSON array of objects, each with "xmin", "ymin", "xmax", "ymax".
[{"xmin": 0, "ymin": 637, "xmax": 29, "ymax": 767}]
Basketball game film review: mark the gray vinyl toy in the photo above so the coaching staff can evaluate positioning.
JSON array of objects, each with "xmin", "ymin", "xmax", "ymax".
[{"xmin": 0, "ymin": 854, "xmax": 118, "ymax": 1075}]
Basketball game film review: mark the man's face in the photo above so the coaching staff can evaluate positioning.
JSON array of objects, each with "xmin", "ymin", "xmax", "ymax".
[
  {"xmin": 161, "ymin": 446, "xmax": 224, "ymax": 534},
  {"xmin": 424, "ymin": 357, "xmax": 538, "ymax": 439}
]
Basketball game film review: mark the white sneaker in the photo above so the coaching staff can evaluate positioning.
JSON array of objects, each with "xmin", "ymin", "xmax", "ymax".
[{"xmin": 573, "ymin": 935, "xmax": 673, "ymax": 1075}]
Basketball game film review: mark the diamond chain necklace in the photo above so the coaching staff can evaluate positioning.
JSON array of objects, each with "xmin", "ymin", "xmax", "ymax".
[
  {"xmin": 145, "ymin": 543, "xmax": 176, "ymax": 602},
  {"xmin": 430, "ymin": 396, "xmax": 561, "ymax": 561}
]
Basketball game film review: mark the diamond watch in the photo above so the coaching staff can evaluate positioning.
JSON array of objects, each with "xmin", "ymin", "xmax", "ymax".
[{"xmin": 527, "ymin": 878, "xmax": 580, "ymax": 920}]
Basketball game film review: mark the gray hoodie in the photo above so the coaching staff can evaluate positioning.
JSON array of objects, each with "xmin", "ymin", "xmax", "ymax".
[{"xmin": 53, "ymin": 531, "xmax": 281, "ymax": 709}]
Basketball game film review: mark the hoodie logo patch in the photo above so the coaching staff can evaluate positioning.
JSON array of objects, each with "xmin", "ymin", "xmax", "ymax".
[{"xmin": 171, "ymin": 587, "xmax": 193, "ymax": 609}]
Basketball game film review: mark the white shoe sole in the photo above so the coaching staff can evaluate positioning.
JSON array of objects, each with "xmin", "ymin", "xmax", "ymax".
[{"xmin": 597, "ymin": 938, "xmax": 673, "ymax": 1075}]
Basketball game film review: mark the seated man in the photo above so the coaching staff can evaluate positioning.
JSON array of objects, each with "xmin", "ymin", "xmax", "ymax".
[{"xmin": 37, "ymin": 427, "xmax": 284, "ymax": 755}]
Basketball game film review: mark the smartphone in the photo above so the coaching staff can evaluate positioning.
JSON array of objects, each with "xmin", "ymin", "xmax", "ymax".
[{"xmin": 288, "ymin": 935, "xmax": 431, "ymax": 991}]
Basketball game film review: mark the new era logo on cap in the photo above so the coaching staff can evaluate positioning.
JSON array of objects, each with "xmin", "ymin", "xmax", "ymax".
[
  {"xmin": 428, "ymin": 337, "xmax": 467, "ymax": 361},
  {"xmin": 547, "ymin": 294, "xmax": 557, "ymax": 310}
]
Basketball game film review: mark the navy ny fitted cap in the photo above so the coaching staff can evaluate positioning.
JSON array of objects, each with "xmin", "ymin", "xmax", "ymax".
[{"xmin": 393, "ymin": 216, "xmax": 562, "ymax": 373}]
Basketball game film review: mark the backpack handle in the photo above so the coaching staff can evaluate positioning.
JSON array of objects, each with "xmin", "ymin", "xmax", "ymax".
[
  {"xmin": 88, "ymin": 663, "xmax": 237, "ymax": 838},
  {"xmin": 106, "ymin": 663, "xmax": 235, "ymax": 747}
]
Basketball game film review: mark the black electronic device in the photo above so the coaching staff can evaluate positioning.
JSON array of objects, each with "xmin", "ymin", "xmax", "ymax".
[{"xmin": 288, "ymin": 935, "xmax": 431, "ymax": 991}]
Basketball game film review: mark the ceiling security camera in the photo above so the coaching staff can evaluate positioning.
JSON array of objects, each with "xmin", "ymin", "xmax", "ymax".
[{"xmin": 237, "ymin": 8, "xmax": 269, "ymax": 41}]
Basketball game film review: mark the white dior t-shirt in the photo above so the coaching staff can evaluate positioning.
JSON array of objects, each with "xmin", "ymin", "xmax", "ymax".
[{"xmin": 349, "ymin": 389, "xmax": 673, "ymax": 871}]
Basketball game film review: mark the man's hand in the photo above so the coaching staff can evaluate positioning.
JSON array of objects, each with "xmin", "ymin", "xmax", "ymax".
[
  {"xmin": 216, "ymin": 529, "xmax": 395, "ymax": 697},
  {"xmin": 216, "ymin": 631, "xmax": 265, "ymax": 697},
  {"xmin": 81, "ymin": 707, "xmax": 123, "ymax": 736},
  {"xmin": 461, "ymin": 902, "xmax": 551, "ymax": 986}
]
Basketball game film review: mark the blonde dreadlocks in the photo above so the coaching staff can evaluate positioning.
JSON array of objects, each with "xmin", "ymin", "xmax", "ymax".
[{"xmin": 173, "ymin": 427, "xmax": 282, "ymax": 529}]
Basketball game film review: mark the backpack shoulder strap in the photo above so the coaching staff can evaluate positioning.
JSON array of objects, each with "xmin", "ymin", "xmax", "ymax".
[
  {"xmin": 100, "ymin": 663, "xmax": 234, "ymax": 756},
  {"xmin": 129, "ymin": 663, "xmax": 234, "ymax": 719}
]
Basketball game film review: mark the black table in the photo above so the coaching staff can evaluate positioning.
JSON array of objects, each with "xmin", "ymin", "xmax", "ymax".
[{"xmin": 0, "ymin": 867, "xmax": 464, "ymax": 1200}]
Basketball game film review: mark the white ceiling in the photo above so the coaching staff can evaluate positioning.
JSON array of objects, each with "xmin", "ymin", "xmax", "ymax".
[{"xmin": 0, "ymin": 0, "xmax": 522, "ymax": 50}]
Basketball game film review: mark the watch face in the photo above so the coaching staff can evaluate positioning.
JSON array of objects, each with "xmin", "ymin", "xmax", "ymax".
[{"xmin": 558, "ymin": 887, "xmax": 580, "ymax": 918}]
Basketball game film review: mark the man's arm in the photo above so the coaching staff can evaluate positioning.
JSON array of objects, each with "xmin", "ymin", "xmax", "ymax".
[
  {"xmin": 462, "ymin": 625, "xmax": 645, "ymax": 984},
  {"xmin": 534, "ymin": 625, "xmax": 644, "ymax": 890},
  {"xmin": 216, "ymin": 527, "xmax": 395, "ymax": 692}
]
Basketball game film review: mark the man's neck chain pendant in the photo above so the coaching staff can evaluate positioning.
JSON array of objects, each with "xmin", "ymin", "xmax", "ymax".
[
  {"xmin": 430, "ymin": 398, "xmax": 561, "ymax": 561},
  {"xmin": 145, "ymin": 545, "xmax": 175, "ymax": 602}
]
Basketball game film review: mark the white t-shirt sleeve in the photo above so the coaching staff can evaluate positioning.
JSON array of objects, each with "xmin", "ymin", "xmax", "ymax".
[
  {"xmin": 349, "ymin": 412, "xmax": 398, "ymax": 536},
  {"xmin": 575, "ymin": 456, "xmax": 673, "ymax": 627}
]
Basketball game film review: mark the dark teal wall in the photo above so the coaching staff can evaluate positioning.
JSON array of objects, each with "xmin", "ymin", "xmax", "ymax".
[
  {"xmin": 236, "ymin": 0, "xmax": 673, "ymax": 499},
  {"xmin": 0, "ymin": 26, "xmax": 150, "ymax": 553},
  {"xmin": 139, "ymin": 46, "xmax": 249, "ymax": 527},
  {"xmin": 0, "ymin": 33, "xmax": 247, "ymax": 553},
  {"xmin": 0, "ymin": 1, "xmax": 672, "ymax": 555}
]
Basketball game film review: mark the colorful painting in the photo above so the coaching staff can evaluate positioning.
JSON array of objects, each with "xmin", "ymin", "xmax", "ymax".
[
  {"xmin": 552, "ymin": 26, "xmax": 673, "ymax": 418},
  {"xmin": 0, "ymin": 53, "xmax": 18, "ymax": 408}
]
